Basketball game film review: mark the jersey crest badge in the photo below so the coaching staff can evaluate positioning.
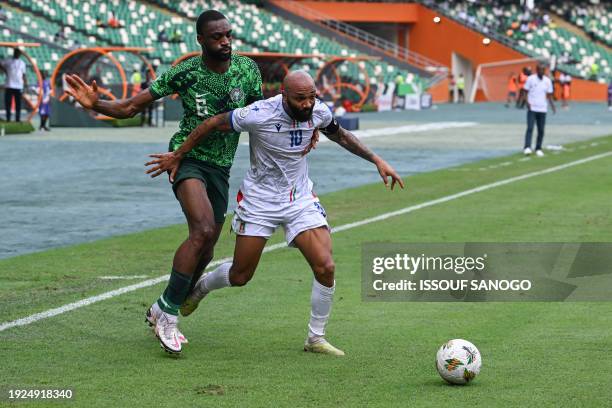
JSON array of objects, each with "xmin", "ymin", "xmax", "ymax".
[
  {"xmin": 275, "ymin": 123, "xmax": 282, "ymax": 132},
  {"xmin": 229, "ymin": 87, "xmax": 244, "ymax": 103}
]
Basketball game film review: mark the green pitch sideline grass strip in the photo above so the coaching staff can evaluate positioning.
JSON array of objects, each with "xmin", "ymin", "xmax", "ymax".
[{"xmin": 1, "ymin": 150, "xmax": 611, "ymax": 333}]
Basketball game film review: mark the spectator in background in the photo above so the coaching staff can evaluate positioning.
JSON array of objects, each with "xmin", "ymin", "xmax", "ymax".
[
  {"xmin": 157, "ymin": 28, "xmax": 168, "ymax": 42},
  {"xmin": 53, "ymin": 26, "xmax": 68, "ymax": 44},
  {"xmin": 587, "ymin": 19, "xmax": 598, "ymax": 41},
  {"xmin": 517, "ymin": 66, "xmax": 531, "ymax": 108},
  {"xmin": 550, "ymin": 69, "xmax": 558, "ymax": 100},
  {"xmin": 0, "ymin": 5, "xmax": 7, "ymax": 22},
  {"xmin": 393, "ymin": 73, "xmax": 404, "ymax": 109},
  {"xmin": 140, "ymin": 69, "xmax": 154, "ymax": 126},
  {"xmin": 558, "ymin": 51, "xmax": 570, "ymax": 65},
  {"xmin": 456, "ymin": 74, "xmax": 465, "ymax": 103},
  {"xmin": 589, "ymin": 61, "xmax": 599, "ymax": 81},
  {"xmin": 559, "ymin": 72, "xmax": 571, "ymax": 110},
  {"xmin": 39, "ymin": 71, "xmax": 51, "ymax": 131},
  {"xmin": 131, "ymin": 69, "xmax": 142, "ymax": 97},
  {"xmin": 505, "ymin": 72, "xmax": 518, "ymax": 108},
  {"xmin": 108, "ymin": 11, "xmax": 121, "ymax": 29},
  {"xmin": 170, "ymin": 29, "xmax": 183, "ymax": 43},
  {"xmin": 607, "ymin": 79, "xmax": 612, "ymax": 112},
  {"xmin": 342, "ymin": 98, "xmax": 354, "ymax": 113},
  {"xmin": 0, "ymin": 48, "xmax": 27, "ymax": 122}
]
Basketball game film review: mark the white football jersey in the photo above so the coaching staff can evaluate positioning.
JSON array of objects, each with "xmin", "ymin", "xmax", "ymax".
[{"xmin": 231, "ymin": 94, "xmax": 334, "ymax": 203}]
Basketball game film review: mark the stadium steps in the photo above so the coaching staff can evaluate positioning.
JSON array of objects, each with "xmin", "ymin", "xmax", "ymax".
[{"xmin": 262, "ymin": 0, "xmax": 446, "ymax": 86}]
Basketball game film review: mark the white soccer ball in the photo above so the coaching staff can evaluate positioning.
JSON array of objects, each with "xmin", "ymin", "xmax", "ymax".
[{"xmin": 435, "ymin": 339, "xmax": 481, "ymax": 385}]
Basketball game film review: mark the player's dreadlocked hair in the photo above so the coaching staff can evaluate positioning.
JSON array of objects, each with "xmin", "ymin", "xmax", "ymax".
[{"xmin": 196, "ymin": 10, "xmax": 227, "ymax": 35}]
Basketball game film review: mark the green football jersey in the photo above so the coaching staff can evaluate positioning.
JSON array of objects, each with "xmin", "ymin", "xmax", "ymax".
[{"xmin": 149, "ymin": 54, "xmax": 263, "ymax": 168}]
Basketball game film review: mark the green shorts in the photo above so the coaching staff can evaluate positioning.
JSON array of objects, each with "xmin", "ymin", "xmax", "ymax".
[{"xmin": 172, "ymin": 157, "xmax": 230, "ymax": 224}]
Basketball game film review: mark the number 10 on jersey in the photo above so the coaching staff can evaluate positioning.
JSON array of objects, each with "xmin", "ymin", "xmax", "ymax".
[{"xmin": 290, "ymin": 130, "xmax": 303, "ymax": 147}]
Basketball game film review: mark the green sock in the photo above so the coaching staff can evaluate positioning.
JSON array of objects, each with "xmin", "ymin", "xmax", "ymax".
[{"xmin": 157, "ymin": 269, "xmax": 192, "ymax": 316}]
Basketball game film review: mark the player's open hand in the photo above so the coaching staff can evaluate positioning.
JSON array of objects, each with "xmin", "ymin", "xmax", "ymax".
[
  {"xmin": 64, "ymin": 74, "xmax": 99, "ymax": 110},
  {"xmin": 302, "ymin": 128, "xmax": 319, "ymax": 156},
  {"xmin": 375, "ymin": 158, "xmax": 405, "ymax": 190},
  {"xmin": 145, "ymin": 152, "xmax": 181, "ymax": 182}
]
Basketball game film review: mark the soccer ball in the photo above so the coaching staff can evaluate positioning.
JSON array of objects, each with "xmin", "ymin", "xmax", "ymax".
[{"xmin": 435, "ymin": 339, "xmax": 481, "ymax": 385}]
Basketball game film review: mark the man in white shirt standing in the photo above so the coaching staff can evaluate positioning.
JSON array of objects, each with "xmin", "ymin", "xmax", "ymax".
[
  {"xmin": 1, "ymin": 48, "xmax": 27, "ymax": 122},
  {"xmin": 145, "ymin": 71, "xmax": 404, "ymax": 356},
  {"xmin": 521, "ymin": 63, "xmax": 556, "ymax": 157}
]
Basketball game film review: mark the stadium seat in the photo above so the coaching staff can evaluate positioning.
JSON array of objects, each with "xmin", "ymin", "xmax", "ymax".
[
  {"xmin": 5, "ymin": 0, "xmax": 427, "ymax": 103},
  {"xmin": 437, "ymin": 0, "xmax": 611, "ymax": 82}
]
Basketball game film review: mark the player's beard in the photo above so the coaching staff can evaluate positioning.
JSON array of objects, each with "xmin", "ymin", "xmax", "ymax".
[
  {"xmin": 287, "ymin": 100, "xmax": 314, "ymax": 122},
  {"xmin": 203, "ymin": 44, "xmax": 232, "ymax": 62}
]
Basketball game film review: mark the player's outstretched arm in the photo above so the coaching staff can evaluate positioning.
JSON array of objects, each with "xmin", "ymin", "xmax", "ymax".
[
  {"xmin": 325, "ymin": 126, "xmax": 405, "ymax": 190},
  {"xmin": 145, "ymin": 112, "xmax": 232, "ymax": 181},
  {"xmin": 65, "ymin": 74, "xmax": 154, "ymax": 118}
]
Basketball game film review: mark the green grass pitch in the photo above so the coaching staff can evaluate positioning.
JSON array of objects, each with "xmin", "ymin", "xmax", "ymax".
[{"xmin": 1, "ymin": 135, "xmax": 611, "ymax": 407}]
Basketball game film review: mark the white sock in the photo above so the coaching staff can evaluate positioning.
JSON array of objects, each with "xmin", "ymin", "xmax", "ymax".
[
  {"xmin": 308, "ymin": 279, "xmax": 335, "ymax": 339},
  {"xmin": 201, "ymin": 262, "xmax": 232, "ymax": 293},
  {"xmin": 152, "ymin": 301, "xmax": 162, "ymax": 316}
]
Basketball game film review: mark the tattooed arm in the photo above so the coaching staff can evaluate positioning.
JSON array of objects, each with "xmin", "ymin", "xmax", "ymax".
[{"xmin": 323, "ymin": 124, "xmax": 405, "ymax": 190}]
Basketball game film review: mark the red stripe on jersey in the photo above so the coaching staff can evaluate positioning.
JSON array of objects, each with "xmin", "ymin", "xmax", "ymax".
[{"xmin": 236, "ymin": 190, "xmax": 244, "ymax": 203}]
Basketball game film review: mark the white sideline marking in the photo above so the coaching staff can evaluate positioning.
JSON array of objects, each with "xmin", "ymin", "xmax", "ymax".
[
  {"xmin": 320, "ymin": 121, "xmax": 478, "ymax": 143},
  {"xmin": 98, "ymin": 275, "xmax": 150, "ymax": 280},
  {"xmin": 1, "ymin": 150, "xmax": 611, "ymax": 333},
  {"xmin": 239, "ymin": 121, "xmax": 478, "ymax": 146}
]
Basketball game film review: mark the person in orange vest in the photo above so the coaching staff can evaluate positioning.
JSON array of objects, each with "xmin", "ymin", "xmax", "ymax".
[
  {"xmin": 505, "ymin": 72, "xmax": 518, "ymax": 108},
  {"xmin": 516, "ymin": 66, "xmax": 530, "ymax": 108}
]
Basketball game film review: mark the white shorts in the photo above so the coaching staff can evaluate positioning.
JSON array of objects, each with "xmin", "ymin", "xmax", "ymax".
[{"xmin": 231, "ymin": 191, "xmax": 329, "ymax": 246}]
